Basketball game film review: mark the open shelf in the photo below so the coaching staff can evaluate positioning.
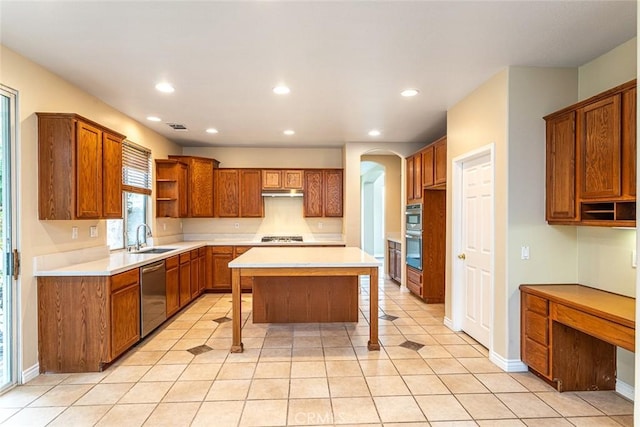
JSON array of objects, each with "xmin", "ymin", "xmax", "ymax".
[{"xmin": 580, "ymin": 201, "xmax": 636, "ymax": 226}]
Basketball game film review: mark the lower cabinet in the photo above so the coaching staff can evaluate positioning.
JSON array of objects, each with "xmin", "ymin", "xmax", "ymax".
[
  {"xmin": 179, "ymin": 252, "xmax": 191, "ymax": 307},
  {"xmin": 110, "ymin": 269, "xmax": 141, "ymax": 360},
  {"xmin": 206, "ymin": 245, "xmax": 254, "ymax": 291},
  {"xmin": 37, "ymin": 267, "xmax": 141, "ymax": 373},
  {"xmin": 521, "ymin": 292, "xmax": 551, "ymax": 378},
  {"xmin": 166, "ymin": 255, "xmax": 180, "ymax": 317},
  {"xmin": 406, "ymin": 266, "xmax": 423, "ymax": 297},
  {"xmin": 190, "ymin": 249, "xmax": 200, "ymax": 299},
  {"xmin": 387, "ymin": 240, "xmax": 401, "ymax": 283}
]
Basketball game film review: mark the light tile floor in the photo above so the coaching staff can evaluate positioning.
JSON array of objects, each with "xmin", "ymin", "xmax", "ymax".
[{"xmin": 0, "ymin": 276, "xmax": 634, "ymax": 426}]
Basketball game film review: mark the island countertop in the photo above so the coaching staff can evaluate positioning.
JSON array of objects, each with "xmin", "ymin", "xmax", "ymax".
[{"xmin": 229, "ymin": 246, "xmax": 381, "ymax": 269}]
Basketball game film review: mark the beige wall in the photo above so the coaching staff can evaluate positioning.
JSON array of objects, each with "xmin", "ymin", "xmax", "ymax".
[
  {"xmin": 446, "ymin": 69, "xmax": 509, "ymax": 355},
  {"xmin": 1, "ymin": 45, "xmax": 182, "ymax": 377},
  {"xmin": 361, "ymin": 154, "xmax": 402, "ymax": 236},
  {"xmin": 182, "ymin": 146, "xmax": 342, "ymax": 168},
  {"xmin": 578, "ymin": 37, "xmax": 637, "ymax": 100}
]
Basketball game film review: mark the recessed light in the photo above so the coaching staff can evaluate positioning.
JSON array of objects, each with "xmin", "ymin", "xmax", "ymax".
[
  {"xmin": 273, "ymin": 85, "xmax": 291, "ymax": 95},
  {"xmin": 283, "ymin": 129, "xmax": 295, "ymax": 136},
  {"xmin": 401, "ymin": 89, "xmax": 419, "ymax": 97},
  {"xmin": 368, "ymin": 129, "xmax": 381, "ymax": 137},
  {"xmin": 147, "ymin": 116, "xmax": 162, "ymax": 122},
  {"xmin": 155, "ymin": 82, "xmax": 175, "ymax": 93},
  {"xmin": 205, "ymin": 128, "xmax": 219, "ymax": 134}
]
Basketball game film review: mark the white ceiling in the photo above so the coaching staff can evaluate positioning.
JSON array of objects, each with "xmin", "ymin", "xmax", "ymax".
[{"xmin": 0, "ymin": 1, "xmax": 636, "ymax": 148}]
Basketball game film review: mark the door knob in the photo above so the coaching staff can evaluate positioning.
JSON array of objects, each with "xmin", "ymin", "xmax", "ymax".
[{"xmin": 457, "ymin": 253, "xmax": 466, "ymax": 260}]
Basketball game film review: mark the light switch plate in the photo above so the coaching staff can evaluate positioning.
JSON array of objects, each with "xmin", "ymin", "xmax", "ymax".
[
  {"xmin": 632, "ymin": 250, "xmax": 636, "ymax": 268},
  {"xmin": 90, "ymin": 226, "xmax": 98, "ymax": 238},
  {"xmin": 520, "ymin": 246, "xmax": 530, "ymax": 260},
  {"xmin": 71, "ymin": 226, "xmax": 78, "ymax": 240}
]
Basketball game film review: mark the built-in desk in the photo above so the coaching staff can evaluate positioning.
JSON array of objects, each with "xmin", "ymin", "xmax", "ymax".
[{"xmin": 520, "ymin": 284, "xmax": 635, "ymax": 392}]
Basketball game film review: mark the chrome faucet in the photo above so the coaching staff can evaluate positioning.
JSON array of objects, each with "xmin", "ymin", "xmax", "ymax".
[{"xmin": 135, "ymin": 223, "xmax": 152, "ymax": 251}]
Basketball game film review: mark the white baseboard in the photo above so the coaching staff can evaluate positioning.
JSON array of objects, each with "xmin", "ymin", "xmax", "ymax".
[
  {"xmin": 443, "ymin": 316, "xmax": 457, "ymax": 331},
  {"xmin": 22, "ymin": 363, "xmax": 39, "ymax": 384},
  {"xmin": 616, "ymin": 379, "xmax": 634, "ymax": 401},
  {"xmin": 489, "ymin": 350, "xmax": 528, "ymax": 373}
]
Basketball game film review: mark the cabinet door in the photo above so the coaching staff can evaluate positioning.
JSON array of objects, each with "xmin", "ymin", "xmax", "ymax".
[
  {"xmin": 179, "ymin": 255, "xmax": 191, "ymax": 307},
  {"xmin": 324, "ymin": 170, "xmax": 343, "ymax": 217},
  {"xmin": 178, "ymin": 163, "xmax": 189, "ymax": 217},
  {"xmin": 262, "ymin": 170, "xmax": 282, "ymax": 189},
  {"xmin": 304, "ymin": 170, "xmax": 323, "ymax": 217},
  {"xmin": 76, "ymin": 121, "xmax": 103, "ymax": 218},
  {"xmin": 394, "ymin": 247, "xmax": 402, "ymax": 282},
  {"xmin": 413, "ymin": 154, "xmax": 422, "ymax": 200},
  {"xmin": 546, "ymin": 111, "xmax": 578, "ymax": 222},
  {"xmin": 422, "ymin": 146, "xmax": 434, "ymax": 188},
  {"xmin": 166, "ymin": 266, "xmax": 180, "ymax": 317},
  {"xmin": 283, "ymin": 170, "xmax": 303, "ymax": 189},
  {"xmin": 198, "ymin": 249, "xmax": 206, "ymax": 293},
  {"xmin": 578, "ymin": 94, "xmax": 621, "ymax": 199},
  {"xmin": 102, "ymin": 132, "xmax": 123, "ymax": 218},
  {"xmin": 190, "ymin": 250, "xmax": 200, "ymax": 299},
  {"xmin": 235, "ymin": 246, "xmax": 254, "ymax": 291},
  {"xmin": 622, "ymin": 87, "xmax": 636, "ymax": 198},
  {"xmin": 110, "ymin": 269, "xmax": 140, "ymax": 359},
  {"xmin": 406, "ymin": 156, "xmax": 415, "ymax": 203},
  {"xmin": 434, "ymin": 138, "xmax": 447, "ymax": 185},
  {"xmin": 240, "ymin": 169, "xmax": 264, "ymax": 217},
  {"xmin": 387, "ymin": 242, "xmax": 396, "ymax": 280},
  {"xmin": 215, "ymin": 169, "xmax": 240, "ymax": 217},
  {"xmin": 189, "ymin": 158, "xmax": 214, "ymax": 217},
  {"xmin": 211, "ymin": 250, "xmax": 233, "ymax": 290}
]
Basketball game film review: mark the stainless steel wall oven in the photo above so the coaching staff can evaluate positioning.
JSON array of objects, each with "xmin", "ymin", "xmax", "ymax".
[{"xmin": 405, "ymin": 203, "xmax": 423, "ymax": 270}]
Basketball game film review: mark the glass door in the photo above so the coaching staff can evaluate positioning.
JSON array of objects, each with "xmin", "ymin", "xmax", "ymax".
[{"xmin": 0, "ymin": 85, "xmax": 17, "ymax": 392}]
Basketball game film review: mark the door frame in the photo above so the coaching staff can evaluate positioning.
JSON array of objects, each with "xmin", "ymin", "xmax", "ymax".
[
  {"xmin": 451, "ymin": 143, "xmax": 495, "ymax": 351},
  {"xmin": 0, "ymin": 84, "xmax": 19, "ymax": 390}
]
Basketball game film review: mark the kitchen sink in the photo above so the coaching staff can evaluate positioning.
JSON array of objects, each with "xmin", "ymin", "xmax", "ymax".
[{"xmin": 132, "ymin": 247, "xmax": 176, "ymax": 254}]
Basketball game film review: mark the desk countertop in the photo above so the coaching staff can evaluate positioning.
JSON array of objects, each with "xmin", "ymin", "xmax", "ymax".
[{"xmin": 229, "ymin": 246, "xmax": 381, "ymax": 268}]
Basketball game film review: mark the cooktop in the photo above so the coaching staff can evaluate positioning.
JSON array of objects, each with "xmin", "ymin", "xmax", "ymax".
[{"xmin": 260, "ymin": 235, "xmax": 304, "ymax": 243}]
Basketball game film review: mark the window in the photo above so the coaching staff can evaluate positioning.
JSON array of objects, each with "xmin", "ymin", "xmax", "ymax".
[{"xmin": 107, "ymin": 140, "xmax": 152, "ymax": 250}]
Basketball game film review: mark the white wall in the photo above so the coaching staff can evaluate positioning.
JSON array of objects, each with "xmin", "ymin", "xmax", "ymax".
[{"xmin": 0, "ymin": 45, "xmax": 182, "ymax": 378}]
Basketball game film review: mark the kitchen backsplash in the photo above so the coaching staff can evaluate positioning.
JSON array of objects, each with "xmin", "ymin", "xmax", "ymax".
[{"xmin": 181, "ymin": 197, "xmax": 342, "ymax": 235}]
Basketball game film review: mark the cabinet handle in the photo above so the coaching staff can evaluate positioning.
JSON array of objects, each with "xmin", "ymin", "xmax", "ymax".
[{"xmin": 457, "ymin": 253, "xmax": 466, "ymax": 260}]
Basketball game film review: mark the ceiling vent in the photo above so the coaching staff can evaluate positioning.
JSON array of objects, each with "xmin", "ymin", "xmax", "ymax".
[{"xmin": 166, "ymin": 123, "xmax": 188, "ymax": 131}]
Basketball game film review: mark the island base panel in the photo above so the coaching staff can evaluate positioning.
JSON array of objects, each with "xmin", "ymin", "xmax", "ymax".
[{"xmin": 252, "ymin": 276, "xmax": 358, "ymax": 323}]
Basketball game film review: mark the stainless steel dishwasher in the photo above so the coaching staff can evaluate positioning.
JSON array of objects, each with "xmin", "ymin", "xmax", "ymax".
[{"xmin": 140, "ymin": 260, "xmax": 167, "ymax": 338}]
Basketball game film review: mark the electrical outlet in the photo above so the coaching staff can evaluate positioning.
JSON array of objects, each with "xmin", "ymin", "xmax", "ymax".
[
  {"xmin": 234, "ymin": 223, "xmax": 240, "ymax": 229},
  {"xmin": 162, "ymin": 223, "xmax": 167, "ymax": 231},
  {"xmin": 89, "ymin": 226, "xmax": 98, "ymax": 238},
  {"xmin": 318, "ymin": 222, "xmax": 323, "ymax": 229},
  {"xmin": 71, "ymin": 226, "xmax": 78, "ymax": 239}
]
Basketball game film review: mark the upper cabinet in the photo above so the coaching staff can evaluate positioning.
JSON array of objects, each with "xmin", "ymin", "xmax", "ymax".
[
  {"xmin": 156, "ymin": 159, "xmax": 188, "ymax": 218},
  {"xmin": 168, "ymin": 155, "xmax": 219, "ymax": 217},
  {"xmin": 545, "ymin": 80, "xmax": 636, "ymax": 226},
  {"xmin": 262, "ymin": 170, "xmax": 303, "ymax": 190},
  {"xmin": 215, "ymin": 169, "xmax": 264, "ymax": 218},
  {"xmin": 303, "ymin": 169, "xmax": 343, "ymax": 217},
  {"xmin": 37, "ymin": 113, "xmax": 125, "ymax": 220},
  {"xmin": 407, "ymin": 136, "xmax": 447, "ymax": 203}
]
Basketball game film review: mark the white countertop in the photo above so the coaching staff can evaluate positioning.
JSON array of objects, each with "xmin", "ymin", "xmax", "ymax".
[
  {"xmin": 34, "ymin": 234, "xmax": 347, "ymax": 276},
  {"xmin": 229, "ymin": 247, "xmax": 381, "ymax": 268}
]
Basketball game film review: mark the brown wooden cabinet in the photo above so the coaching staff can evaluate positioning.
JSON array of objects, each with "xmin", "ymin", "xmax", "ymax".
[
  {"xmin": 37, "ymin": 113, "xmax": 125, "ymax": 220},
  {"xmin": 303, "ymin": 169, "xmax": 343, "ymax": 217},
  {"xmin": 235, "ymin": 246, "xmax": 254, "ymax": 291},
  {"xmin": 166, "ymin": 255, "xmax": 180, "ymax": 317},
  {"xmin": 545, "ymin": 80, "xmax": 636, "ymax": 226},
  {"xmin": 168, "ymin": 155, "xmax": 218, "ymax": 217},
  {"xmin": 156, "ymin": 160, "xmax": 188, "ymax": 218},
  {"xmin": 406, "ymin": 266, "xmax": 422, "ymax": 297},
  {"xmin": 406, "ymin": 154, "xmax": 423, "ymax": 203},
  {"xmin": 207, "ymin": 246, "xmax": 234, "ymax": 291},
  {"xmin": 179, "ymin": 252, "xmax": 191, "ymax": 307},
  {"xmin": 38, "ymin": 267, "xmax": 140, "ymax": 373},
  {"xmin": 421, "ymin": 146, "xmax": 434, "ymax": 188},
  {"xmin": 387, "ymin": 240, "xmax": 401, "ymax": 283},
  {"xmin": 262, "ymin": 169, "xmax": 303, "ymax": 190},
  {"xmin": 422, "ymin": 190, "xmax": 446, "ymax": 303},
  {"xmin": 417, "ymin": 136, "xmax": 447, "ymax": 193},
  {"xmin": 215, "ymin": 169, "xmax": 264, "ymax": 218},
  {"xmin": 110, "ymin": 269, "xmax": 140, "ymax": 360},
  {"xmin": 433, "ymin": 137, "xmax": 447, "ymax": 186},
  {"xmin": 190, "ymin": 249, "xmax": 200, "ymax": 299}
]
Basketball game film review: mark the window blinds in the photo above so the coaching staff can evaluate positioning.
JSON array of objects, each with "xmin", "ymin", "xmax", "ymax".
[{"xmin": 122, "ymin": 140, "xmax": 152, "ymax": 195}]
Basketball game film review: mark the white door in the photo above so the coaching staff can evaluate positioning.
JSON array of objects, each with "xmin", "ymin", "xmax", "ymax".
[{"xmin": 459, "ymin": 153, "xmax": 493, "ymax": 348}]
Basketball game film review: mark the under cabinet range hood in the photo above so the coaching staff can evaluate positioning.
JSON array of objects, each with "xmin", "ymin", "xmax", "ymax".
[{"xmin": 261, "ymin": 190, "xmax": 303, "ymax": 197}]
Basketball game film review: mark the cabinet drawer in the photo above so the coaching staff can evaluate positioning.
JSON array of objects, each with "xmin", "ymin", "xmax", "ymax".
[
  {"xmin": 525, "ymin": 293, "xmax": 548, "ymax": 316},
  {"xmin": 406, "ymin": 267, "xmax": 422, "ymax": 286},
  {"xmin": 406, "ymin": 278, "xmax": 422, "ymax": 296},
  {"xmin": 198, "ymin": 247, "xmax": 206, "ymax": 257},
  {"xmin": 211, "ymin": 246, "xmax": 233, "ymax": 254},
  {"xmin": 524, "ymin": 310, "xmax": 548, "ymax": 345},
  {"xmin": 235, "ymin": 246, "xmax": 252, "ymax": 255},
  {"xmin": 552, "ymin": 303, "xmax": 635, "ymax": 352},
  {"xmin": 179, "ymin": 253, "xmax": 191, "ymax": 264},
  {"xmin": 523, "ymin": 336, "xmax": 549, "ymax": 377},
  {"xmin": 111, "ymin": 268, "xmax": 139, "ymax": 293},
  {"xmin": 165, "ymin": 255, "xmax": 179, "ymax": 270},
  {"xmin": 190, "ymin": 249, "xmax": 199, "ymax": 259}
]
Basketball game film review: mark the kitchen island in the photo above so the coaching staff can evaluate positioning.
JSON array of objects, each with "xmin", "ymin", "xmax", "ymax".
[{"xmin": 229, "ymin": 246, "xmax": 381, "ymax": 353}]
